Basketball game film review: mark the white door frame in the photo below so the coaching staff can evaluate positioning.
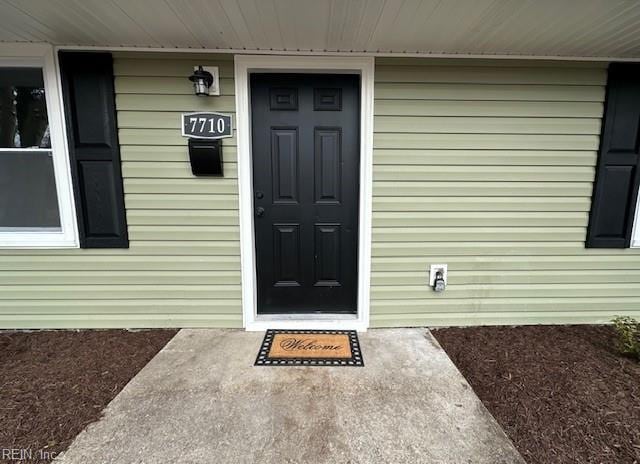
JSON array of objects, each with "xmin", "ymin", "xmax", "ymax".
[{"xmin": 234, "ymin": 55, "xmax": 374, "ymax": 332}]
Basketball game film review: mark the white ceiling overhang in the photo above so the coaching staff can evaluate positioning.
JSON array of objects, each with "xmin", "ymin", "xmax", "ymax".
[{"xmin": 2, "ymin": 0, "xmax": 640, "ymax": 60}]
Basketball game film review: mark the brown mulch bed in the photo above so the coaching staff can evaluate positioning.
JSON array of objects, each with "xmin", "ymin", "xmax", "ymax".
[
  {"xmin": 0, "ymin": 329, "xmax": 176, "ymax": 463},
  {"xmin": 433, "ymin": 325, "xmax": 640, "ymax": 464}
]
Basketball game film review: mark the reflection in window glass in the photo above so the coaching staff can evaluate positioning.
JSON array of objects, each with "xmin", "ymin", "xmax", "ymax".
[
  {"xmin": 0, "ymin": 67, "xmax": 50, "ymax": 149},
  {"xmin": 0, "ymin": 151, "xmax": 60, "ymax": 228},
  {"xmin": 0, "ymin": 67, "xmax": 60, "ymax": 230}
]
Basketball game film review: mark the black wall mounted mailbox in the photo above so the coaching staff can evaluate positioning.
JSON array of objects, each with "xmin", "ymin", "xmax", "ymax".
[{"xmin": 188, "ymin": 139, "xmax": 223, "ymax": 176}]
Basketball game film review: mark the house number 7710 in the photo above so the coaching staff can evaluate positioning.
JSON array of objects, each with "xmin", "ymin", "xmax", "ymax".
[
  {"xmin": 189, "ymin": 117, "xmax": 225, "ymax": 134},
  {"xmin": 181, "ymin": 112, "xmax": 233, "ymax": 140}
]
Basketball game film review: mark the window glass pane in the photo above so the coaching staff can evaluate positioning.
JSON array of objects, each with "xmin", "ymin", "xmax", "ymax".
[
  {"xmin": 0, "ymin": 150, "xmax": 60, "ymax": 229},
  {"xmin": 0, "ymin": 67, "xmax": 50, "ymax": 149}
]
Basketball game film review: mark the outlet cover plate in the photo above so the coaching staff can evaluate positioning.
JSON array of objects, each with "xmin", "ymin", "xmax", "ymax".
[{"xmin": 429, "ymin": 264, "xmax": 448, "ymax": 286}]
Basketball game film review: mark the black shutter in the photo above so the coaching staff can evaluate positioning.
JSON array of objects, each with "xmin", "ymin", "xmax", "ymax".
[
  {"xmin": 586, "ymin": 63, "xmax": 640, "ymax": 248},
  {"xmin": 59, "ymin": 52, "xmax": 128, "ymax": 248}
]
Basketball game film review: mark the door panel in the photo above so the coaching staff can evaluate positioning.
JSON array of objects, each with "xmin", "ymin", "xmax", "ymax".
[
  {"xmin": 314, "ymin": 223, "xmax": 341, "ymax": 286},
  {"xmin": 314, "ymin": 128, "xmax": 342, "ymax": 204},
  {"xmin": 273, "ymin": 223, "xmax": 301, "ymax": 286},
  {"xmin": 271, "ymin": 128, "xmax": 299, "ymax": 204},
  {"xmin": 251, "ymin": 74, "xmax": 360, "ymax": 314}
]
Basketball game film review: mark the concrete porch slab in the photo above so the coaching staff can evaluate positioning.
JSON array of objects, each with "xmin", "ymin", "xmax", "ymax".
[{"xmin": 59, "ymin": 329, "xmax": 524, "ymax": 464}]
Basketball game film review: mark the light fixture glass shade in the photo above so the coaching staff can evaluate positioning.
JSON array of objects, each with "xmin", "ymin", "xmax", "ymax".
[{"xmin": 193, "ymin": 79, "xmax": 209, "ymax": 96}]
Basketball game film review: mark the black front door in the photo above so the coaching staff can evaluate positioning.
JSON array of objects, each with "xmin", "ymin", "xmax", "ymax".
[{"xmin": 251, "ymin": 73, "xmax": 360, "ymax": 314}]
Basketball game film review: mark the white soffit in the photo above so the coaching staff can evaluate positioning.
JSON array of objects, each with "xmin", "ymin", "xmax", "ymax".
[{"xmin": 1, "ymin": 0, "xmax": 640, "ymax": 59}]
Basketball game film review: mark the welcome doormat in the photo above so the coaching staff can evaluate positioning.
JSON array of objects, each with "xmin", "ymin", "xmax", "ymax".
[{"xmin": 255, "ymin": 330, "xmax": 364, "ymax": 367}]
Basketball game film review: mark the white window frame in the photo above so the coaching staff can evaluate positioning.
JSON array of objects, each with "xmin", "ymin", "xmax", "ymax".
[
  {"xmin": 630, "ymin": 191, "xmax": 640, "ymax": 248},
  {"xmin": 0, "ymin": 43, "xmax": 78, "ymax": 248},
  {"xmin": 234, "ymin": 55, "xmax": 374, "ymax": 332}
]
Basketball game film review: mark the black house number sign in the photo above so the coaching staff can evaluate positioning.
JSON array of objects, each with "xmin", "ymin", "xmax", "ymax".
[{"xmin": 181, "ymin": 112, "xmax": 233, "ymax": 139}]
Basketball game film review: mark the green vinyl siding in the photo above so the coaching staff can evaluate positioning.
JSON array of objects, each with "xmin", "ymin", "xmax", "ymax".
[
  {"xmin": 3, "ymin": 53, "xmax": 640, "ymax": 329},
  {"xmin": 370, "ymin": 58, "xmax": 640, "ymax": 327},
  {"xmin": 0, "ymin": 53, "xmax": 242, "ymax": 329}
]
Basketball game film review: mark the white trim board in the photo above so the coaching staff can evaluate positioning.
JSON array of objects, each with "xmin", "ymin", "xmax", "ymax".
[
  {"xmin": 630, "ymin": 187, "xmax": 640, "ymax": 248},
  {"xmin": 234, "ymin": 55, "xmax": 374, "ymax": 332}
]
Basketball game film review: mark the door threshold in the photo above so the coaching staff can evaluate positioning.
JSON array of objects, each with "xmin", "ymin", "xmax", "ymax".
[{"xmin": 247, "ymin": 313, "xmax": 367, "ymax": 332}]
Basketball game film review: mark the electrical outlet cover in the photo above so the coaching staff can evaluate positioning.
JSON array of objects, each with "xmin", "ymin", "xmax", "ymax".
[{"xmin": 429, "ymin": 264, "xmax": 448, "ymax": 286}]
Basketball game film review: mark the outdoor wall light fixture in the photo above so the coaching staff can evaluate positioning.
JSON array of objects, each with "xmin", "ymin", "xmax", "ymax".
[
  {"xmin": 429, "ymin": 264, "xmax": 448, "ymax": 293},
  {"xmin": 189, "ymin": 65, "xmax": 214, "ymax": 96}
]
